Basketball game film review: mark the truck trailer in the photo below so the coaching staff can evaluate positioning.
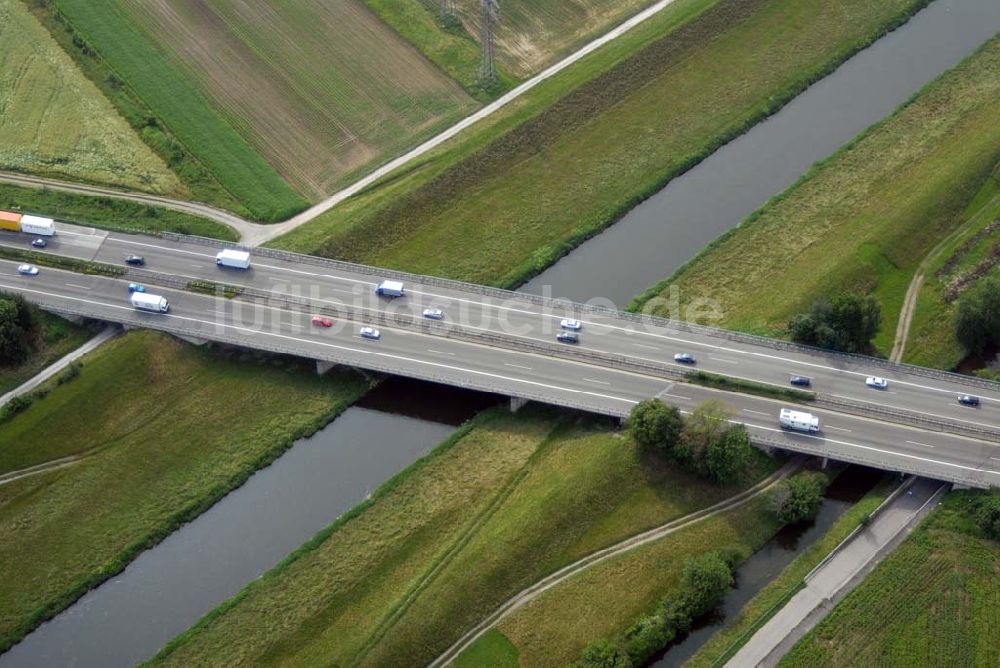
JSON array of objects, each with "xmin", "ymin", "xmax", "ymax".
[
  {"xmin": 0, "ymin": 211, "xmax": 22, "ymax": 232},
  {"xmin": 130, "ymin": 292, "xmax": 169, "ymax": 313},
  {"xmin": 779, "ymin": 408, "xmax": 820, "ymax": 433},
  {"xmin": 215, "ymin": 249, "xmax": 251, "ymax": 269},
  {"xmin": 19, "ymin": 215, "xmax": 55, "ymax": 236},
  {"xmin": 375, "ymin": 280, "xmax": 405, "ymax": 297}
]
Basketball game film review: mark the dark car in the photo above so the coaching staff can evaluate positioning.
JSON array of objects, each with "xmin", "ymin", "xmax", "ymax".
[
  {"xmin": 556, "ymin": 331, "xmax": 579, "ymax": 344},
  {"xmin": 31, "ymin": 238, "xmax": 47, "ymax": 248},
  {"xmin": 958, "ymin": 394, "xmax": 981, "ymax": 407},
  {"xmin": 125, "ymin": 255, "xmax": 145, "ymax": 266},
  {"xmin": 673, "ymin": 352, "xmax": 696, "ymax": 364},
  {"xmin": 790, "ymin": 376, "xmax": 811, "ymax": 387}
]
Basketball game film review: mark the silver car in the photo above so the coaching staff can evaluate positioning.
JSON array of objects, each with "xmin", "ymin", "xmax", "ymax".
[
  {"xmin": 360, "ymin": 326, "xmax": 381, "ymax": 340},
  {"xmin": 422, "ymin": 308, "xmax": 445, "ymax": 320},
  {"xmin": 16, "ymin": 264, "xmax": 39, "ymax": 276}
]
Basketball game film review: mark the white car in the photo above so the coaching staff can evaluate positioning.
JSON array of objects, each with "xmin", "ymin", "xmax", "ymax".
[
  {"xmin": 865, "ymin": 376, "xmax": 888, "ymax": 390},
  {"xmin": 359, "ymin": 326, "xmax": 381, "ymax": 340},
  {"xmin": 560, "ymin": 318, "xmax": 582, "ymax": 331},
  {"xmin": 16, "ymin": 264, "xmax": 39, "ymax": 276},
  {"xmin": 422, "ymin": 308, "xmax": 445, "ymax": 320}
]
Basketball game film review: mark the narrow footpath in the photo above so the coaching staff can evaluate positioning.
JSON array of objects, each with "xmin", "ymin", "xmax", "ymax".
[{"xmin": 724, "ymin": 476, "xmax": 947, "ymax": 668}]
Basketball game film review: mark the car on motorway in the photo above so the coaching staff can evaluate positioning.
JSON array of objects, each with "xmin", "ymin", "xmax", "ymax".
[
  {"xmin": 865, "ymin": 376, "xmax": 889, "ymax": 390},
  {"xmin": 790, "ymin": 376, "xmax": 811, "ymax": 387},
  {"xmin": 673, "ymin": 352, "xmax": 696, "ymax": 364},
  {"xmin": 360, "ymin": 326, "xmax": 381, "ymax": 340},
  {"xmin": 31, "ymin": 238, "xmax": 47, "ymax": 248},
  {"xmin": 311, "ymin": 315, "xmax": 333, "ymax": 328},
  {"xmin": 556, "ymin": 331, "xmax": 579, "ymax": 344},
  {"xmin": 422, "ymin": 308, "xmax": 444, "ymax": 320},
  {"xmin": 16, "ymin": 263, "xmax": 38, "ymax": 276},
  {"xmin": 127, "ymin": 282, "xmax": 146, "ymax": 293},
  {"xmin": 958, "ymin": 394, "xmax": 981, "ymax": 407},
  {"xmin": 560, "ymin": 318, "xmax": 582, "ymax": 331},
  {"xmin": 125, "ymin": 255, "xmax": 145, "ymax": 266}
]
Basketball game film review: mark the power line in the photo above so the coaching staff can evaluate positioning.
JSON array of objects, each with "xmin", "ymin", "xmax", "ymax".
[{"xmin": 478, "ymin": 0, "xmax": 499, "ymax": 88}]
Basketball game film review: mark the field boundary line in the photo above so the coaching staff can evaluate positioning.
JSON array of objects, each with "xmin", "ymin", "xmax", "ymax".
[{"xmin": 427, "ymin": 459, "xmax": 800, "ymax": 668}]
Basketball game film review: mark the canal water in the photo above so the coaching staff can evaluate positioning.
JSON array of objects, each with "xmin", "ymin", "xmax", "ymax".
[
  {"xmin": 0, "ymin": 379, "xmax": 499, "ymax": 668},
  {"xmin": 522, "ymin": 0, "xmax": 1000, "ymax": 307},
  {"xmin": 648, "ymin": 466, "xmax": 884, "ymax": 667}
]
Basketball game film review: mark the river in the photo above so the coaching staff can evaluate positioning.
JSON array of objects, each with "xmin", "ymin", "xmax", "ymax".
[{"xmin": 521, "ymin": 0, "xmax": 1000, "ymax": 307}]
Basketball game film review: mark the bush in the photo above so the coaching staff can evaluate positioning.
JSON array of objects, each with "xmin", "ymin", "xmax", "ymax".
[
  {"xmin": 628, "ymin": 399, "xmax": 683, "ymax": 457},
  {"xmin": 955, "ymin": 276, "xmax": 1000, "ymax": 355},
  {"xmin": 972, "ymin": 493, "xmax": 1000, "ymax": 540},
  {"xmin": 705, "ymin": 425, "xmax": 754, "ymax": 484},
  {"xmin": 679, "ymin": 400, "xmax": 732, "ymax": 474},
  {"xmin": 788, "ymin": 293, "xmax": 881, "ymax": 353},
  {"xmin": 0, "ymin": 293, "xmax": 40, "ymax": 365},
  {"xmin": 769, "ymin": 471, "xmax": 829, "ymax": 524},
  {"xmin": 576, "ymin": 639, "xmax": 633, "ymax": 668}
]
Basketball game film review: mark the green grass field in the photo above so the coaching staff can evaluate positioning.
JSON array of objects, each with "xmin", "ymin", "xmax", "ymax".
[
  {"xmin": 0, "ymin": 0, "xmax": 179, "ymax": 194},
  {"xmin": 0, "ymin": 311, "xmax": 93, "ymax": 396},
  {"xmin": 0, "ymin": 183, "xmax": 237, "ymax": 240},
  {"xmin": 633, "ymin": 36, "xmax": 1000, "ymax": 361},
  {"xmin": 149, "ymin": 408, "xmax": 777, "ymax": 667},
  {"xmin": 0, "ymin": 331, "xmax": 368, "ymax": 652},
  {"xmin": 45, "ymin": 0, "xmax": 308, "ymax": 221},
  {"xmin": 272, "ymin": 0, "xmax": 929, "ymax": 289},
  {"xmin": 779, "ymin": 491, "xmax": 1000, "ymax": 667}
]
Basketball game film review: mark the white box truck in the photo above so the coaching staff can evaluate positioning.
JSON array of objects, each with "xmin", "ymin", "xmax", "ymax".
[
  {"xmin": 131, "ymin": 292, "xmax": 169, "ymax": 313},
  {"xmin": 215, "ymin": 249, "xmax": 251, "ymax": 269},
  {"xmin": 375, "ymin": 280, "xmax": 405, "ymax": 297},
  {"xmin": 20, "ymin": 215, "xmax": 55, "ymax": 236},
  {"xmin": 779, "ymin": 408, "xmax": 819, "ymax": 433}
]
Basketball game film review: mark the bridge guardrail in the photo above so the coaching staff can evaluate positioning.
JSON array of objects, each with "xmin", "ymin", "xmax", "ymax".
[
  {"xmin": 814, "ymin": 396, "xmax": 1000, "ymax": 442},
  {"xmin": 160, "ymin": 232, "xmax": 1000, "ymax": 393}
]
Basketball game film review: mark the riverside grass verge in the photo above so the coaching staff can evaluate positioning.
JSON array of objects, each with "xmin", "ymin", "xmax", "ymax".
[
  {"xmin": 0, "ymin": 330, "xmax": 369, "ymax": 653},
  {"xmin": 37, "ymin": 1, "xmax": 307, "ymax": 221},
  {"xmin": 271, "ymin": 0, "xmax": 930, "ymax": 290},
  {"xmin": 0, "ymin": 0, "xmax": 179, "ymax": 194},
  {"xmin": 686, "ymin": 371, "xmax": 815, "ymax": 403},
  {"xmin": 632, "ymin": 35, "xmax": 1000, "ymax": 365},
  {"xmin": 148, "ymin": 408, "xmax": 778, "ymax": 667},
  {"xmin": 0, "ymin": 182, "xmax": 238, "ymax": 240},
  {"xmin": 779, "ymin": 490, "xmax": 1000, "ymax": 668},
  {"xmin": 0, "ymin": 310, "xmax": 92, "ymax": 396},
  {"xmin": 683, "ymin": 476, "xmax": 895, "ymax": 668}
]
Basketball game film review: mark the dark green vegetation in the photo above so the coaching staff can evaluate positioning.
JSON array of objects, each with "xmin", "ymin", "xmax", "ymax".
[
  {"xmin": 629, "ymin": 399, "xmax": 756, "ymax": 484},
  {"xmin": 970, "ymin": 491, "xmax": 1000, "ymax": 541},
  {"xmin": 36, "ymin": 1, "xmax": 306, "ymax": 220},
  {"xmin": 955, "ymin": 275, "xmax": 1000, "ymax": 357},
  {"xmin": 780, "ymin": 491, "xmax": 1000, "ymax": 667},
  {"xmin": 686, "ymin": 370, "xmax": 816, "ymax": 402},
  {"xmin": 636, "ymin": 36, "xmax": 1000, "ymax": 365},
  {"xmin": 0, "ymin": 292, "xmax": 41, "ymax": 366},
  {"xmin": 273, "ymin": 0, "xmax": 929, "ymax": 288},
  {"xmin": 0, "ymin": 331, "xmax": 368, "ymax": 652},
  {"xmin": 576, "ymin": 550, "xmax": 739, "ymax": 667},
  {"xmin": 768, "ymin": 472, "xmax": 830, "ymax": 525},
  {"xmin": 0, "ymin": 183, "xmax": 237, "ymax": 240},
  {"xmin": 0, "ymin": 309, "xmax": 90, "ymax": 395},
  {"xmin": 150, "ymin": 408, "xmax": 777, "ymax": 666},
  {"xmin": 789, "ymin": 294, "xmax": 881, "ymax": 354}
]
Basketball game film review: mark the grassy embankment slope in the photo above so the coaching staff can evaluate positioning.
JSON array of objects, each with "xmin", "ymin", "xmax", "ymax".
[
  {"xmin": 0, "ymin": 0, "xmax": 178, "ymax": 193},
  {"xmin": 0, "ymin": 331, "xmax": 368, "ymax": 653},
  {"xmin": 0, "ymin": 311, "xmax": 92, "ymax": 396},
  {"xmin": 272, "ymin": 0, "xmax": 930, "ymax": 289},
  {"xmin": 149, "ymin": 409, "xmax": 778, "ymax": 667},
  {"xmin": 41, "ymin": 0, "xmax": 307, "ymax": 221},
  {"xmin": 780, "ymin": 492, "xmax": 1000, "ymax": 668},
  {"xmin": 633, "ymin": 35, "xmax": 1000, "ymax": 365}
]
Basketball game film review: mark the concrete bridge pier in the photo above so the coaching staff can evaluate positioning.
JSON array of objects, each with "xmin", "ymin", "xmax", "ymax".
[
  {"xmin": 509, "ymin": 396, "xmax": 529, "ymax": 413},
  {"xmin": 316, "ymin": 360, "xmax": 338, "ymax": 376}
]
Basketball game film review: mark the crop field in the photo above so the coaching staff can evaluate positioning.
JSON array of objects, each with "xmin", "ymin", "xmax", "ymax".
[
  {"xmin": 150, "ymin": 409, "xmax": 777, "ymax": 667},
  {"xmin": 635, "ymin": 35, "xmax": 1000, "ymax": 360},
  {"xmin": 0, "ymin": 331, "xmax": 367, "ymax": 652},
  {"xmin": 0, "ymin": 0, "xmax": 179, "ymax": 194},
  {"xmin": 779, "ymin": 492, "xmax": 1000, "ymax": 667},
  {"xmin": 272, "ymin": 0, "xmax": 930, "ymax": 289}
]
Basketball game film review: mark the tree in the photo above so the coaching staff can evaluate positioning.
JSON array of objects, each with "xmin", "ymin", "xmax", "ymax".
[
  {"xmin": 705, "ymin": 425, "xmax": 753, "ymax": 484},
  {"xmin": 681, "ymin": 400, "xmax": 732, "ymax": 472},
  {"xmin": 956, "ymin": 276, "xmax": 1000, "ymax": 355},
  {"xmin": 0, "ymin": 293, "xmax": 39, "ymax": 365},
  {"xmin": 628, "ymin": 399, "xmax": 683, "ymax": 457},
  {"xmin": 576, "ymin": 639, "xmax": 633, "ymax": 668},
  {"xmin": 973, "ymin": 493, "xmax": 1000, "ymax": 541},
  {"xmin": 769, "ymin": 471, "xmax": 829, "ymax": 524},
  {"xmin": 680, "ymin": 551, "xmax": 734, "ymax": 616},
  {"xmin": 789, "ymin": 293, "xmax": 881, "ymax": 353}
]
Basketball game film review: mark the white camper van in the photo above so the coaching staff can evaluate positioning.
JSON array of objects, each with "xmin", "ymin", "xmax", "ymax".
[
  {"xmin": 779, "ymin": 408, "xmax": 819, "ymax": 433},
  {"xmin": 130, "ymin": 292, "xmax": 169, "ymax": 313}
]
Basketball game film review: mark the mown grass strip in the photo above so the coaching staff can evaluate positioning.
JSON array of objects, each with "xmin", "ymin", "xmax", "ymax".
[
  {"xmin": 185, "ymin": 280, "xmax": 242, "ymax": 299},
  {"xmin": 685, "ymin": 370, "xmax": 815, "ymax": 403},
  {"xmin": 0, "ymin": 246, "xmax": 123, "ymax": 278}
]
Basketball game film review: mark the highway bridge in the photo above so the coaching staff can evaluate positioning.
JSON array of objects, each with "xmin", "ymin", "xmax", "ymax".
[{"xmin": 1, "ymin": 224, "xmax": 998, "ymax": 488}]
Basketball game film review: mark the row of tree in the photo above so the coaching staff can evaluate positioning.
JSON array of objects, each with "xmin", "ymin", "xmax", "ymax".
[{"xmin": 956, "ymin": 276, "xmax": 1000, "ymax": 356}]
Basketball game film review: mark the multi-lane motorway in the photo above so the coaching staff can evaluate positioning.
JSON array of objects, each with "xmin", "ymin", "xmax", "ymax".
[{"xmin": 1, "ymin": 224, "xmax": 998, "ymax": 487}]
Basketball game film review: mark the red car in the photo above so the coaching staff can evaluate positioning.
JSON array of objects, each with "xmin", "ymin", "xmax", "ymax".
[{"xmin": 311, "ymin": 315, "xmax": 333, "ymax": 328}]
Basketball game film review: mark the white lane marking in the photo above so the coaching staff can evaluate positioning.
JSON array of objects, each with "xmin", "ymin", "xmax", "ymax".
[
  {"xmin": 992, "ymin": 457, "xmax": 1000, "ymax": 462},
  {"xmin": 633, "ymin": 343, "xmax": 660, "ymax": 351},
  {"xmin": 906, "ymin": 440, "xmax": 935, "ymax": 448},
  {"xmin": 583, "ymin": 378, "xmax": 610, "ymax": 385},
  {"xmin": 65, "ymin": 283, "xmax": 90, "ymax": 290},
  {"xmin": 710, "ymin": 356, "xmax": 738, "ymax": 364},
  {"xmin": 661, "ymin": 393, "xmax": 691, "ymax": 401},
  {"xmin": 191, "ymin": 264, "xmax": 202, "ymax": 268},
  {"xmin": 742, "ymin": 409, "xmax": 770, "ymax": 417},
  {"xmin": 825, "ymin": 425, "xmax": 853, "ymax": 433},
  {"xmin": 427, "ymin": 349, "xmax": 454, "ymax": 356},
  {"xmin": 504, "ymin": 363, "xmax": 532, "ymax": 370},
  {"xmin": 828, "ymin": 394, "xmax": 1000, "ymax": 432}
]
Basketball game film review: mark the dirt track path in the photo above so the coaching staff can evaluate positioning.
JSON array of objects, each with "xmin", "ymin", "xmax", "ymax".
[
  {"xmin": 890, "ymin": 273, "xmax": 925, "ymax": 362},
  {"xmin": 427, "ymin": 460, "xmax": 799, "ymax": 668},
  {"xmin": 0, "ymin": 455, "xmax": 82, "ymax": 487}
]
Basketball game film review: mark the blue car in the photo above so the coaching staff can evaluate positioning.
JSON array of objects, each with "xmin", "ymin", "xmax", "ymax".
[{"xmin": 128, "ymin": 282, "xmax": 146, "ymax": 293}]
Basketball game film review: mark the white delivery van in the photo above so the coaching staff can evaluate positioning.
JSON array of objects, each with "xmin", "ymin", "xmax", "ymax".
[
  {"xmin": 130, "ymin": 292, "xmax": 169, "ymax": 313},
  {"xmin": 779, "ymin": 408, "xmax": 820, "ymax": 433},
  {"xmin": 20, "ymin": 215, "xmax": 55, "ymax": 236},
  {"xmin": 215, "ymin": 249, "xmax": 251, "ymax": 269},
  {"xmin": 375, "ymin": 280, "xmax": 405, "ymax": 297}
]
